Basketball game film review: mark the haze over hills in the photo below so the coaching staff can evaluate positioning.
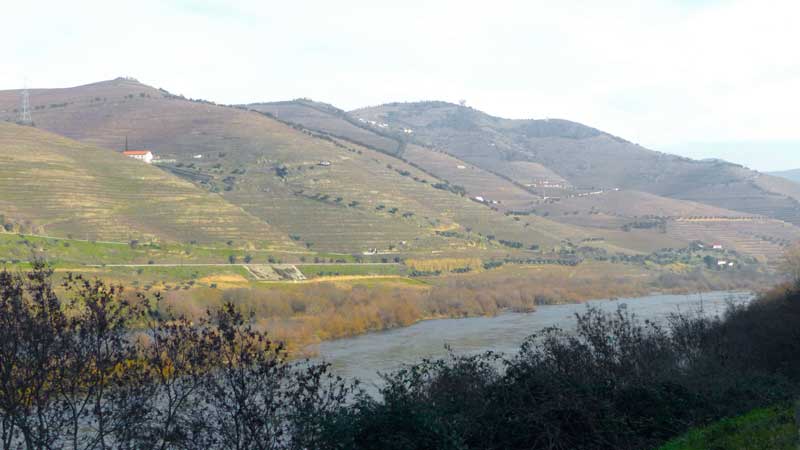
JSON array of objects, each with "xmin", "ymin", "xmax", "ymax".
[
  {"xmin": 770, "ymin": 168, "xmax": 800, "ymax": 184},
  {"xmin": 2, "ymin": 78, "xmax": 800, "ymax": 261}
]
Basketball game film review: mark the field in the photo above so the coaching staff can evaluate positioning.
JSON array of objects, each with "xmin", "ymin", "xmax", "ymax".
[
  {"xmin": 0, "ymin": 232, "xmax": 311, "ymax": 266},
  {"xmin": 659, "ymin": 405, "xmax": 798, "ymax": 450},
  {"xmin": 296, "ymin": 263, "xmax": 405, "ymax": 278}
]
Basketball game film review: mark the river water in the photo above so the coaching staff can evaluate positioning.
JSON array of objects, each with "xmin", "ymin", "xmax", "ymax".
[{"xmin": 315, "ymin": 291, "xmax": 752, "ymax": 389}]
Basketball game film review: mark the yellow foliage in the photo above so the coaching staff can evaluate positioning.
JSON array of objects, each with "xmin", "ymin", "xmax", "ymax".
[{"xmin": 405, "ymin": 258, "xmax": 482, "ymax": 273}]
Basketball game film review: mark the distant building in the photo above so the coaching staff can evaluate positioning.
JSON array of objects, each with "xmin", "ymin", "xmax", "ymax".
[
  {"xmin": 318, "ymin": 160, "xmax": 332, "ymax": 167},
  {"xmin": 712, "ymin": 244, "xmax": 724, "ymax": 250},
  {"xmin": 122, "ymin": 150, "xmax": 154, "ymax": 164}
]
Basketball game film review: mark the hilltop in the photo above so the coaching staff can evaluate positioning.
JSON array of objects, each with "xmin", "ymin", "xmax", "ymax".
[{"xmin": 352, "ymin": 101, "xmax": 800, "ymax": 225}]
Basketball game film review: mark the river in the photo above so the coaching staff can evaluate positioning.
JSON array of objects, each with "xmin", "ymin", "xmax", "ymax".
[{"xmin": 314, "ymin": 291, "xmax": 752, "ymax": 389}]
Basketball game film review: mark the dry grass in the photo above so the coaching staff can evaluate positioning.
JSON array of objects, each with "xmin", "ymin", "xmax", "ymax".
[{"xmin": 0, "ymin": 122, "xmax": 295, "ymax": 248}]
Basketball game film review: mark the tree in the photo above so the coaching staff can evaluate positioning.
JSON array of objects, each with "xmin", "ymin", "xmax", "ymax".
[
  {"xmin": 780, "ymin": 243, "xmax": 800, "ymax": 284},
  {"xmin": 0, "ymin": 264, "xmax": 355, "ymax": 449}
]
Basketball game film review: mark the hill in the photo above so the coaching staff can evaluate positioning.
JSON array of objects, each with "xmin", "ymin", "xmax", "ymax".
[
  {"xmin": 249, "ymin": 99, "xmax": 800, "ymax": 261},
  {"xmin": 770, "ymin": 168, "xmax": 800, "ymax": 183},
  {"xmin": 351, "ymin": 101, "xmax": 800, "ymax": 226},
  {"xmin": 3, "ymin": 80, "xmax": 800, "ymax": 260},
  {"xmin": 0, "ymin": 79, "xmax": 594, "ymax": 255},
  {"xmin": 0, "ymin": 122, "xmax": 296, "ymax": 248}
]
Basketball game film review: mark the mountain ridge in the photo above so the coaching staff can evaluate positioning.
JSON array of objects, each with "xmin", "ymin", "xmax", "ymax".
[{"xmin": 3, "ymin": 78, "xmax": 800, "ymax": 261}]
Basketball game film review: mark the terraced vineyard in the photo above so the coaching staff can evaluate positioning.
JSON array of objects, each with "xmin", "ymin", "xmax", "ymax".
[
  {"xmin": 249, "ymin": 100, "xmax": 400, "ymax": 154},
  {"xmin": 249, "ymin": 100, "xmax": 542, "ymax": 210},
  {"xmin": 535, "ymin": 190, "xmax": 751, "ymax": 220},
  {"xmin": 668, "ymin": 218, "xmax": 799, "ymax": 262},
  {"xmin": 0, "ymin": 79, "xmax": 587, "ymax": 255},
  {"xmin": 0, "ymin": 123, "xmax": 295, "ymax": 248},
  {"xmin": 3, "ymin": 79, "xmax": 800, "ymax": 261},
  {"xmin": 677, "ymin": 181, "xmax": 800, "ymax": 226},
  {"xmin": 401, "ymin": 144, "xmax": 539, "ymax": 210},
  {"xmin": 351, "ymin": 102, "xmax": 800, "ymax": 227}
]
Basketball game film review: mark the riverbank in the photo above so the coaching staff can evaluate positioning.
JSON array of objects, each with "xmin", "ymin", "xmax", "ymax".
[
  {"xmin": 314, "ymin": 291, "xmax": 752, "ymax": 386},
  {"xmin": 154, "ymin": 261, "xmax": 772, "ymax": 354}
]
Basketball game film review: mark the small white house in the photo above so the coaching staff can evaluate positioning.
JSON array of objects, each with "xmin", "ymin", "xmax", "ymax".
[{"xmin": 122, "ymin": 150, "xmax": 154, "ymax": 164}]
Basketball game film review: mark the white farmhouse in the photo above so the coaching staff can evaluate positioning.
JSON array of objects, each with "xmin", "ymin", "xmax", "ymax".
[{"xmin": 122, "ymin": 150, "xmax": 154, "ymax": 164}]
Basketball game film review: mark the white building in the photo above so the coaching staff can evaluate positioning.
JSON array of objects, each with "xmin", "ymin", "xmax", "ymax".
[{"xmin": 122, "ymin": 150, "xmax": 154, "ymax": 164}]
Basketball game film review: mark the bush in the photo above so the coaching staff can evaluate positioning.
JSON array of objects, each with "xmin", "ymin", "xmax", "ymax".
[
  {"xmin": 0, "ymin": 264, "xmax": 355, "ymax": 449},
  {"xmin": 319, "ymin": 290, "xmax": 800, "ymax": 449}
]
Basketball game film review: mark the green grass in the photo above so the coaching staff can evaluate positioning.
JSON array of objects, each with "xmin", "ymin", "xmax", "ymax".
[
  {"xmin": 659, "ymin": 405, "xmax": 798, "ymax": 450},
  {"xmin": 296, "ymin": 263, "xmax": 406, "ymax": 278},
  {"xmin": 0, "ymin": 232, "xmax": 306, "ymax": 266}
]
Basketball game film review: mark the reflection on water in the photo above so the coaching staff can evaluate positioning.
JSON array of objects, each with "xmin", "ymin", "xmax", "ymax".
[{"xmin": 314, "ymin": 292, "xmax": 751, "ymax": 389}]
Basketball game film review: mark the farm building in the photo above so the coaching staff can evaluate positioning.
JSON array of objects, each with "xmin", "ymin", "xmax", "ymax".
[{"xmin": 122, "ymin": 150, "xmax": 154, "ymax": 164}]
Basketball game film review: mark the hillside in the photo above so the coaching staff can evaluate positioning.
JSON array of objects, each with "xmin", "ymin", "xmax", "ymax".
[
  {"xmin": 249, "ymin": 99, "xmax": 800, "ymax": 261},
  {"xmin": 351, "ymin": 102, "xmax": 800, "ymax": 226},
  {"xmin": 249, "ymin": 100, "xmax": 544, "ymax": 211},
  {"xmin": 3, "ymin": 80, "xmax": 800, "ymax": 260},
  {"xmin": 770, "ymin": 168, "xmax": 800, "ymax": 184},
  {"xmin": 0, "ymin": 80, "xmax": 593, "ymax": 254},
  {"xmin": 0, "ymin": 122, "xmax": 296, "ymax": 248}
]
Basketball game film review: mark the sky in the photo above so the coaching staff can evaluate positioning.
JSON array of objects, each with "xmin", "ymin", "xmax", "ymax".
[{"xmin": 2, "ymin": 0, "xmax": 799, "ymax": 171}]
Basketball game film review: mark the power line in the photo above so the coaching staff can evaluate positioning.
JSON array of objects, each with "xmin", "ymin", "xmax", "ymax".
[{"xmin": 18, "ymin": 79, "xmax": 33, "ymax": 125}]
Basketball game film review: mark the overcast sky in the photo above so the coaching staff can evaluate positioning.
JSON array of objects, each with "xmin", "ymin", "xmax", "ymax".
[{"xmin": 2, "ymin": 0, "xmax": 799, "ymax": 171}]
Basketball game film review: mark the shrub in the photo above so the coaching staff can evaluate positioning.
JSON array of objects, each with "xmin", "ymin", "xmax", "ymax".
[{"xmin": 0, "ymin": 265, "xmax": 355, "ymax": 448}]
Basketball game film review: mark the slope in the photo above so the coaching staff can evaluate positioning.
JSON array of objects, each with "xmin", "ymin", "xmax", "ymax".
[
  {"xmin": 247, "ymin": 100, "xmax": 543, "ymax": 211},
  {"xmin": 351, "ymin": 102, "xmax": 800, "ymax": 227},
  {"xmin": 0, "ymin": 80, "xmax": 591, "ymax": 254},
  {"xmin": 0, "ymin": 122, "xmax": 296, "ymax": 248},
  {"xmin": 769, "ymin": 168, "xmax": 800, "ymax": 184}
]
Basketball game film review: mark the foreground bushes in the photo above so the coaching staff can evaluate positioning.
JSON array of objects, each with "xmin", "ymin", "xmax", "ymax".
[
  {"xmin": 2, "ymin": 263, "xmax": 799, "ymax": 449},
  {"xmin": 0, "ymin": 264, "xmax": 354, "ymax": 449},
  {"xmin": 323, "ymin": 286, "xmax": 800, "ymax": 450}
]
